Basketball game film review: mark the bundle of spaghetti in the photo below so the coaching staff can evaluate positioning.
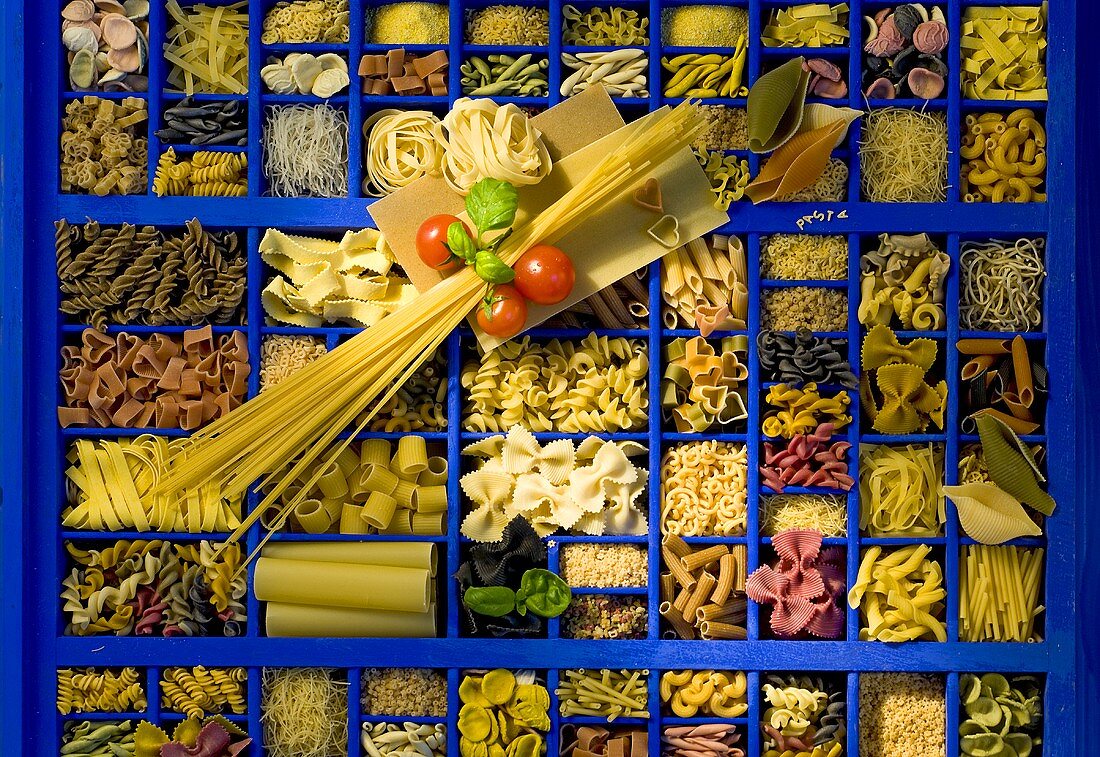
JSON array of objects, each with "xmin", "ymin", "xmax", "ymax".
[
  {"xmin": 858, "ymin": 673, "xmax": 944, "ymax": 757},
  {"xmin": 62, "ymin": 539, "xmax": 246, "ymax": 637},
  {"xmin": 693, "ymin": 106, "xmax": 749, "ymax": 150},
  {"xmin": 960, "ymin": 545, "xmax": 1045, "ymax": 642},
  {"xmin": 465, "ymin": 5, "xmax": 549, "ymax": 45},
  {"xmin": 664, "ymin": 724, "xmax": 745, "ymax": 757},
  {"xmin": 661, "ymin": 441, "xmax": 749, "ymax": 537},
  {"xmin": 762, "ymin": 287, "xmax": 848, "ymax": 332},
  {"xmin": 763, "ymin": 4, "xmax": 849, "ymax": 46},
  {"xmin": 544, "ymin": 273, "xmax": 649, "ymax": 329},
  {"xmin": 858, "ymin": 233, "xmax": 950, "ymax": 330},
  {"xmin": 161, "ymin": 666, "xmax": 246, "ymax": 717},
  {"xmin": 462, "ymin": 334, "xmax": 649, "ymax": 433},
  {"xmin": 758, "ymin": 329, "xmax": 856, "ymax": 387},
  {"xmin": 858, "ymin": 444, "xmax": 945, "ymax": 537},
  {"xmin": 661, "ymin": 235, "xmax": 748, "ymax": 331},
  {"xmin": 694, "ymin": 148, "xmax": 752, "ymax": 209},
  {"xmin": 261, "ymin": 668, "xmax": 348, "ymax": 757},
  {"xmin": 366, "ymin": 3, "xmax": 449, "ymax": 44},
  {"xmin": 261, "ymin": 0, "xmax": 349, "ymax": 44},
  {"xmin": 860, "ymin": 325, "xmax": 947, "ymax": 434},
  {"xmin": 762, "ymin": 493, "xmax": 848, "ymax": 534},
  {"xmin": 847, "ymin": 544, "xmax": 947, "ymax": 641},
  {"xmin": 263, "ymin": 104, "xmax": 348, "ymax": 197},
  {"xmin": 659, "ymin": 535, "xmax": 747, "ymax": 639},
  {"xmin": 760, "ymin": 234, "xmax": 847, "ymax": 280},
  {"xmin": 153, "ymin": 148, "xmax": 247, "ymax": 197},
  {"xmin": 63, "ymin": 436, "xmax": 243, "ymax": 532},
  {"xmin": 58, "ymin": 327, "xmax": 250, "ymax": 430},
  {"xmin": 662, "ymin": 5, "xmax": 747, "ymax": 46},
  {"xmin": 460, "ymin": 427, "xmax": 648, "ymax": 541},
  {"xmin": 961, "ymin": 6, "xmax": 1047, "ymax": 100},
  {"xmin": 960, "ymin": 237, "xmax": 1045, "ymax": 331},
  {"xmin": 557, "ymin": 669, "xmax": 649, "ymax": 721},
  {"xmin": 562, "ymin": 49, "xmax": 648, "ymax": 98},
  {"xmin": 761, "ymin": 674, "xmax": 846, "ymax": 756},
  {"xmin": 660, "ymin": 670, "xmax": 747, "ymax": 718},
  {"xmin": 260, "ymin": 227, "xmax": 416, "ymax": 327},
  {"xmin": 777, "ymin": 158, "xmax": 848, "ymax": 202},
  {"xmin": 362, "ymin": 109, "xmax": 443, "ymax": 196},
  {"xmin": 60, "ymin": 96, "xmax": 148, "ymax": 196},
  {"xmin": 55, "ymin": 219, "xmax": 246, "ymax": 329},
  {"xmin": 262, "ymin": 436, "xmax": 448, "ymax": 536},
  {"xmin": 662, "ymin": 47, "xmax": 748, "ymax": 99},
  {"xmin": 958, "ymin": 334, "xmax": 1046, "ymax": 434},
  {"xmin": 165, "ymin": 0, "xmax": 249, "ymax": 95},
  {"xmin": 260, "ymin": 335, "xmax": 328, "ymax": 391},
  {"xmin": 961, "ymin": 110, "xmax": 1046, "ymax": 202},
  {"xmin": 763, "ymin": 383, "xmax": 851, "ymax": 439},
  {"xmin": 57, "ymin": 668, "xmax": 146, "ymax": 714},
  {"xmin": 561, "ymin": 725, "xmax": 648, "ymax": 756},
  {"xmin": 151, "ymin": 102, "xmax": 711, "ymax": 563},
  {"xmin": 563, "ymin": 4, "xmax": 649, "ymax": 46},
  {"xmin": 363, "ymin": 346, "xmax": 447, "ymax": 431},
  {"xmin": 860, "ymin": 108, "xmax": 947, "ymax": 202},
  {"xmin": 747, "ymin": 529, "xmax": 845, "ymax": 638},
  {"xmin": 458, "ymin": 670, "xmax": 550, "ymax": 753},
  {"xmin": 361, "ymin": 668, "xmax": 448, "ymax": 717},
  {"xmin": 61, "ymin": 720, "xmax": 137, "ymax": 756},
  {"xmin": 662, "ymin": 336, "xmax": 749, "ymax": 432}
]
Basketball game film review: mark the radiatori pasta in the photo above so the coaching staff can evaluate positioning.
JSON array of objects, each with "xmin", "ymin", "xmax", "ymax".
[
  {"xmin": 461, "ymin": 333, "xmax": 649, "ymax": 433},
  {"xmin": 661, "ymin": 441, "xmax": 748, "ymax": 537}
]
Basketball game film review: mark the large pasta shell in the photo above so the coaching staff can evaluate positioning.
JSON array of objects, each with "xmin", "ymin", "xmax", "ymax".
[
  {"xmin": 799, "ymin": 103, "xmax": 863, "ymax": 149},
  {"xmin": 945, "ymin": 483, "xmax": 1042, "ymax": 544},
  {"xmin": 746, "ymin": 56, "xmax": 810, "ymax": 153},
  {"xmin": 106, "ymin": 42, "xmax": 140, "ymax": 73},
  {"xmin": 101, "ymin": 14, "xmax": 137, "ymax": 49},
  {"xmin": 745, "ymin": 121, "xmax": 845, "ymax": 203}
]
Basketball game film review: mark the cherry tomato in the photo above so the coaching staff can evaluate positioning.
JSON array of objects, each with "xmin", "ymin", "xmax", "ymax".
[
  {"xmin": 476, "ymin": 284, "xmax": 528, "ymax": 338},
  {"xmin": 513, "ymin": 245, "xmax": 576, "ymax": 305},
  {"xmin": 416, "ymin": 214, "xmax": 469, "ymax": 272}
]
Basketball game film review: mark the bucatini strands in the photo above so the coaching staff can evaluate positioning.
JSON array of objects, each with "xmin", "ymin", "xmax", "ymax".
[{"xmin": 155, "ymin": 102, "xmax": 710, "ymax": 564}]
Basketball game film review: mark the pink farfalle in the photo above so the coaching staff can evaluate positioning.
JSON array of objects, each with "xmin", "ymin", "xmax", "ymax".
[
  {"xmin": 806, "ymin": 601, "xmax": 844, "ymax": 638},
  {"xmin": 770, "ymin": 595, "xmax": 819, "ymax": 637},
  {"xmin": 747, "ymin": 529, "xmax": 847, "ymax": 639}
]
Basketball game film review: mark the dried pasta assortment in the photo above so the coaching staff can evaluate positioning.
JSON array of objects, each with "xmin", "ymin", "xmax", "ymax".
[
  {"xmin": 662, "ymin": 336, "xmax": 749, "ymax": 432},
  {"xmin": 262, "ymin": 104, "xmax": 349, "ymax": 197},
  {"xmin": 561, "ymin": 595, "xmax": 648, "ymax": 640},
  {"xmin": 662, "ymin": 51, "xmax": 748, "ymax": 99},
  {"xmin": 466, "ymin": 53, "xmax": 550, "ymax": 97},
  {"xmin": 460, "ymin": 427, "xmax": 648, "ymax": 541},
  {"xmin": 557, "ymin": 669, "xmax": 649, "ymax": 721},
  {"xmin": 562, "ymin": 49, "xmax": 648, "ymax": 98},
  {"xmin": 761, "ymin": 234, "xmax": 847, "ymax": 280},
  {"xmin": 660, "ymin": 536, "xmax": 748, "ymax": 639},
  {"xmin": 362, "ymin": 722, "xmax": 446, "ymax": 757},
  {"xmin": 747, "ymin": 530, "xmax": 846, "ymax": 639},
  {"xmin": 261, "ymin": 0, "xmax": 350, "ymax": 44},
  {"xmin": 694, "ymin": 106, "xmax": 749, "ymax": 151},
  {"xmin": 961, "ymin": 109, "xmax": 1047, "ymax": 202},
  {"xmin": 57, "ymin": 668, "xmax": 147, "ymax": 714},
  {"xmin": 261, "ymin": 53, "xmax": 351, "ymax": 98},
  {"xmin": 461, "ymin": 334, "xmax": 649, "ymax": 432},
  {"xmin": 660, "ymin": 670, "xmax": 748, "ymax": 717},
  {"xmin": 762, "ymin": 494, "xmax": 848, "ymax": 536},
  {"xmin": 758, "ymin": 330, "xmax": 856, "ymax": 387},
  {"xmin": 859, "ymin": 673, "xmax": 945, "ymax": 757},
  {"xmin": 164, "ymin": 0, "xmax": 248, "ymax": 95},
  {"xmin": 858, "ymin": 444, "xmax": 945, "ymax": 537},
  {"xmin": 763, "ymin": 4, "xmax": 850, "ymax": 47},
  {"xmin": 362, "ymin": 48, "xmax": 449, "ymax": 96},
  {"xmin": 960, "ymin": 237, "xmax": 1045, "ymax": 331},
  {"xmin": 60, "ymin": 96, "xmax": 147, "ymax": 195},
  {"xmin": 663, "ymin": 724, "xmax": 746, "ymax": 757},
  {"xmin": 56, "ymin": 219, "xmax": 246, "ymax": 328},
  {"xmin": 457, "ymin": 670, "xmax": 550, "ymax": 756},
  {"xmin": 160, "ymin": 667, "xmax": 247, "ymax": 717},
  {"xmin": 661, "ymin": 235, "xmax": 748, "ymax": 332},
  {"xmin": 259, "ymin": 335, "xmax": 328, "ymax": 391},
  {"xmin": 559, "ymin": 543, "xmax": 647, "ymax": 588},
  {"xmin": 763, "ymin": 383, "xmax": 852, "ymax": 439},
  {"xmin": 760, "ymin": 422, "xmax": 852, "ymax": 495},
  {"xmin": 361, "ymin": 668, "xmax": 448, "ymax": 717},
  {"xmin": 695, "ymin": 149, "xmax": 752, "ymax": 209},
  {"xmin": 261, "ymin": 668, "xmax": 348, "ymax": 757},
  {"xmin": 366, "ymin": 3, "xmax": 449, "ymax": 44},
  {"xmin": 662, "ymin": 5, "xmax": 747, "ymax": 47},
  {"xmin": 563, "ymin": 5, "xmax": 649, "ymax": 46},
  {"xmin": 849, "ymin": 545, "xmax": 947, "ymax": 642},
  {"xmin": 960, "ymin": 6, "xmax": 1047, "ymax": 100},
  {"xmin": 958, "ymin": 335, "xmax": 1046, "ymax": 434},
  {"xmin": 62, "ymin": 539, "xmax": 246, "ymax": 637},
  {"xmin": 959, "ymin": 545, "xmax": 1045, "ymax": 642},
  {"xmin": 58, "ymin": 327, "xmax": 249, "ymax": 429},
  {"xmin": 661, "ymin": 441, "xmax": 748, "ymax": 536},
  {"xmin": 465, "ymin": 5, "xmax": 550, "ymax": 45},
  {"xmin": 858, "ymin": 233, "xmax": 950, "ymax": 331},
  {"xmin": 958, "ymin": 674, "xmax": 1043, "ymax": 757},
  {"xmin": 561, "ymin": 725, "xmax": 648, "ymax": 756},
  {"xmin": 153, "ymin": 148, "xmax": 248, "ymax": 197},
  {"xmin": 762, "ymin": 288, "xmax": 848, "ymax": 332},
  {"xmin": 262, "ymin": 437, "xmax": 448, "ymax": 537},
  {"xmin": 860, "ymin": 108, "xmax": 948, "ymax": 202},
  {"xmin": 860, "ymin": 325, "xmax": 947, "ymax": 434},
  {"xmin": 760, "ymin": 674, "xmax": 846, "ymax": 757}
]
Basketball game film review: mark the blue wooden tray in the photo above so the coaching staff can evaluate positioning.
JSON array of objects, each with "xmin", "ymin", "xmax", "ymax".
[{"xmin": 0, "ymin": 0, "xmax": 1087, "ymax": 753}]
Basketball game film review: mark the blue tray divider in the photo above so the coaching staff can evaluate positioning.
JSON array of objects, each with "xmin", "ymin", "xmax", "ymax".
[
  {"xmin": 549, "ymin": 0, "xmax": 563, "ymax": 102},
  {"xmin": 945, "ymin": 233, "xmax": 962, "ymax": 644},
  {"xmin": 248, "ymin": 667, "xmax": 263, "ymax": 753},
  {"xmin": 746, "ymin": 669, "xmax": 761, "ymax": 757},
  {"xmin": 347, "ymin": 667, "xmax": 362, "ymax": 757},
  {"xmin": 646, "ymin": 669, "xmax": 660, "ymax": 747},
  {"xmin": 447, "ymin": 329, "xmax": 462, "ymax": 640},
  {"xmin": 948, "ymin": 0, "xmax": 963, "ymax": 205},
  {"xmin": 246, "ymin": 226, "xmax": 263, "ymax": 641},
  {"xmin": 146, "ymin": 0, "xmax": 167, "ymax": 194},
  {"xmin": 746, "ymin": 234, "xmax": 762, "ymax": 640},
  {"xmin": 247, "ymin": 0, "xmax": 263, "ymax": 196},
  {"xmin": 845, "ymin": 232, "xmax": 861, "ymax": 645},
  {"xmin": 946, "ymin": 670, "xmax": 961, "ymax": 757},
  {"xmin": 446, "ymin": 667, "xmax": 460, "ymax": 755},
  {"xmin": 847, "ymin": 0, "xmax": 862, "ymax": 200},
  {"xmin": 846, "ymin": 670, "xmax": 858, "ymax": 756},
  {"xmin": 647, "ymin": 258, "xmax": 662, "ymax": 642},
  {"xmin": 145, "ymin": 667, "xmax": 161, "ymax": 722},
  {"xmin": 546, "ymin": 668, "xmax": 561, "ymax": 755},
  {"xmin": 348, "ymin": 0, "xmax": 364, "ymax": 198}
]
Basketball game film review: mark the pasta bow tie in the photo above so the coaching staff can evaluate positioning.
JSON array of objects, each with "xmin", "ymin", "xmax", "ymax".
[{"xmin": 746, "ymin": 529, "xmax": 847, "ymax": 638}]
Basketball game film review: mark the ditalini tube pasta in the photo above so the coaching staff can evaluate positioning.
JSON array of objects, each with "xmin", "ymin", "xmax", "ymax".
[
  {"xmin": 261, "ymin": 541, "xmax": 438, "ymax": 575},
  {"xmin": 254, "ymin": 557, "xmax": 431, "ymax": 613},
  {"xmin": 265, "ymin": 601, "xmax": 438, "ymax": 637}
]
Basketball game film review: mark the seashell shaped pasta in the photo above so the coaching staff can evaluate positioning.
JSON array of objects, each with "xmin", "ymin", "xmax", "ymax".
[
  {"xmin": 101, "ymin": 14, "xmax": 137, "ymax": 49},
  {"xmin": 747, "ymin": 56, "xmax": 810, "ymax": 153},
  {"xmin": 69, "ymin": 49, "xmax": 97, "ymax": 89},
  {"xmin": 315, "ymin": 53, "xmax": 348, "ymax": 72},
  {"xmin": 106, "ymin": 43, "xmax": 140, "ymax": 73},
  {"xmin": 123, "ymin": 0, "xmax": 148, "ymax": 19},
  {"xmin": 63, "ymin": 26, "xmax": 99, "ymax": 53},
  {"xmin": 62, "ymin": 0, "xmax": 95, "ymax": 21}
]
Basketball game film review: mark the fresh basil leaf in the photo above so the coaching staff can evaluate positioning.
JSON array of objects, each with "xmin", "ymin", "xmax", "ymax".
[
  {"xmin": 446, "ymin": 221, "xmax": 477, "ymax": 263},
  {"xmin": 466, "ymin": 178, "xmax": 519, "ymax": 234},
  {"xmin": 463, "ymin": 586, "xmax": 516, "ymax": 617},
  {"xmin": 474, "ymin": 250, "xmax": 515, "ymax": 284},
  {"xmin": 518, "ymin": 568, "xmax": 572, "ymax": 618},
  {"xmin": 515, "ymin": 594, "xmax": 527, "ymax": 616}
]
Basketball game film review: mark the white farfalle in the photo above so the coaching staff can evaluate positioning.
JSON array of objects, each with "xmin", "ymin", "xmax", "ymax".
[
  {"xmin": 459, "ymin": 461, "xmax": 515, "ymax": 508},
  {"xmin": 604, "ymin": 501, "xmax": 648, "ymax": 535},
  {"xmin": 460, "ymin": 504, "xmax": 512, "ymax": 542},
  {"xmin": 462, "ymin": 435, "xmax": 506, "ymax": 458}
]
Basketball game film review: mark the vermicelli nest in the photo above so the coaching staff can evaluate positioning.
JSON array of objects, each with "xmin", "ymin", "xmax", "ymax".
[
  {"xmin": 263, "ymin": 104, "xmax": 349, "ymax": 197},
  {"xmin": 261, "ymin": 668, "xmax": 349, "ymax": 757},
  {"xmin": 860, "ymin": 108, "xmax": 948, "ymax": 202}
]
